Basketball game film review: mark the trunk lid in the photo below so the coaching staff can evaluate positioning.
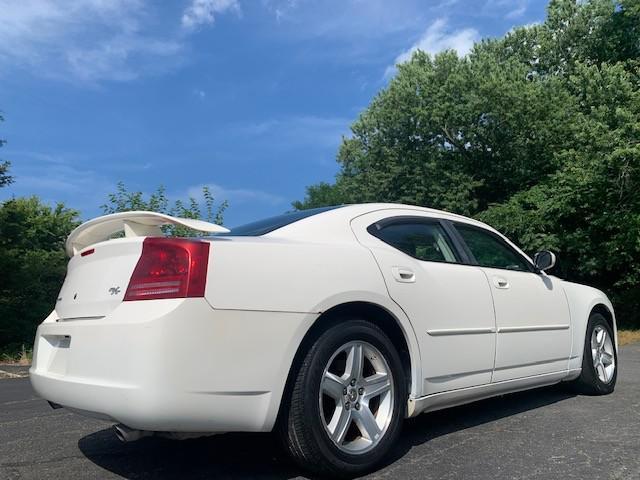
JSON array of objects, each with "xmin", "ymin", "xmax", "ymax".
[{"xmin": 56, "ymin": 238, "xmax": 143, "ymax": 320}]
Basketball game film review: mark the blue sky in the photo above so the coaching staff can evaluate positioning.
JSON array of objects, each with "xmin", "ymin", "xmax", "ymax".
[{"xmin": 0, "ymin": 0, "xmax": 547, "ymax": 227}]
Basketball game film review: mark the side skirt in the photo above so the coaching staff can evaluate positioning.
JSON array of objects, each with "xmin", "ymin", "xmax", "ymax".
[{"xmin": 406, "ymin": 368, "xmax": 582, "ymax": 418}]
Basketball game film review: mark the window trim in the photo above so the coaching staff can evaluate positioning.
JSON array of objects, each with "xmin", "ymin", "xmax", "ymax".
[
  {"xmin": 450, "ymin": 221, "xmax": 536, "ymax": 273},
  {"xmin": 367, "ymin": 216, "xmax": 468, "ymax": 265},
  {"xmin": 440, "ymin": 220, "xmax": 473, "ymax": 264}
]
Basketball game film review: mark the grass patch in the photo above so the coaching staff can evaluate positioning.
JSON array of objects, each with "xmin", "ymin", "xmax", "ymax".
[
  {"xmin": 0, "ymin": 344, "xmax": 32, "ymax": 365},
  {"xmin": 618, "ymin": 330, "xmax": 640, "ymax": 346}
]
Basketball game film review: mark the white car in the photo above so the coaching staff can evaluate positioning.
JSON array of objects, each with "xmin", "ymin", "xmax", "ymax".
[{"xmin": 30, "ymin": 204, "xmax": 618, "ymax": 477}]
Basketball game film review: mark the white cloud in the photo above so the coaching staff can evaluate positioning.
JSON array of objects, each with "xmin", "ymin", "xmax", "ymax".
[
  {"xmin": 505, "ymin": 5, "xmax": 526, "ymax": 19},
  {"xmin": 0, "ymin": 0, "xmax": 237, "ymax": 84},
  {"xmin": 187, "ymin": 183, "xmax": 286, "ymax": 206},
  {"xmin": 484, "ymin": 0, "xmax": 528, "ymax": 20},
  {"xmin": 431, "ymin": 0, "xmax": 460, "ymax": 7},
  {"xmin": 0, "ymin": 0, "xmax": 186, "ymax": 84},
  {"xmin": 181, "ymin": 0, "xmax": 241, "ymax": 30},
  {"xmin": 238, "ymin": 115, "xmax": 350, "ymax": 149},
  {"xmin": 66, "ymin": 36, "xmax": 182, "ymax": 83},
  {"xmin": 264, "ymin": 0, "xmax": 426, "ymax": 39},
  {"xmin": 193, "ymin": 88, "xmax": 207, "ymax": 99},
  {"xmin": 385, "ymin": 18, "xmax": 479, "ymax": 78},
  {"xmin": 269, "ymin": 0, "xmax": 300, "ymax": 23},
  {"xmin": 0, "ymin": 150, "xmax": 116, "ymax": 218}
]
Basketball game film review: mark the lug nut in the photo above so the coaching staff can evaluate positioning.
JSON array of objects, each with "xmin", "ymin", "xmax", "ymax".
[
  {"xmin": 355, "ymin": 402, "xmax": 360, "ymax": 410},
  {"xmin": 343, "ymin": 387, "xmax": 348, "ymax": 395},
  {"xmin": 350, "ymin": 378, "xmax": 357, "ymax": 386},
  {"xmin": 358, "ymin": 387, "xmax": 364, "ymax": 395},
  {"xmin": 345, "ymin": 402, "xmax": 351, "ymax": 410}
]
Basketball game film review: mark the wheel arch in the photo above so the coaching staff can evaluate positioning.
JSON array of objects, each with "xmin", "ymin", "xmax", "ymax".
[
  {"xmin": 591, "ymin": 303, "xmax": 614, "ymax": 332},
  {"xmin": 275, "ymin": 300, "xmax": 420, "ymax": 429},
  {"xmin": 317, "ymin": 302, "xmax": 413, "ymax": 393},
  {"xmin": 590, "ymin": 302, "xmax": 617, "ymax": 350}
]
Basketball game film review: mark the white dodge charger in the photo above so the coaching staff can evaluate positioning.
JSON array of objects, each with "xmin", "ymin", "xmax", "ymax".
[{"xmin": 30, "ymin": 203, "xmax": 618, "ymax": 477}]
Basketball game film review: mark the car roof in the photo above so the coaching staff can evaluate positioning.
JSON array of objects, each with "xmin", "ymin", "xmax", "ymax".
[
  {"xmin": 267, "ymin": 203, "xmax": 498, "ymax": 242},
  {"xmin": 268, "ymin": 202, "xmax": 535, "ymax": 265}
]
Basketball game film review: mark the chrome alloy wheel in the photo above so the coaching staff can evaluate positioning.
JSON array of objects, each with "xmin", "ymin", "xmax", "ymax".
[
  {"xmin": 319, "ymin": 341, "xmax": 394, "ymax": 454},
  {"xmin": 591, "ymin": 325, "xmax": 615, "ymax": 384}
]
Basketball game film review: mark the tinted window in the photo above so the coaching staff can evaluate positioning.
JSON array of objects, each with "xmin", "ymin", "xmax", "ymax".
[
  {"xmin": 220, "ymin": 206, "xmax": 342, "ymax": 236},
  {"xmin": 455, "ymin": 224, "xmax": 531, "ymax": 271},
  {"xmin": 369, "ymin": 220, "xmax": 459, "ymax": 263}
]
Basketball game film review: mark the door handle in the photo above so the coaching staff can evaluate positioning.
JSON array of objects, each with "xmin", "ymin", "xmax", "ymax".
[
  {"xmin": 492, "ymin": 276, "xmax": 510, "ymax": 289},
  {"xmin": 392, "ymin": 267, "xmax": 416, "ymax": 283}
]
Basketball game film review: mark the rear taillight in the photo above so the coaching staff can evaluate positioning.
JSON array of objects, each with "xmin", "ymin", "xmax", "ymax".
[{"xmin": 124, "ymin": 237, "xmax": 210, "ymax": 301}]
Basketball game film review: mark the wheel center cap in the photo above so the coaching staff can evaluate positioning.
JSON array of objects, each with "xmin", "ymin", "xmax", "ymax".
[{"xmin": 347, "ymin": 388, "xmax": 358, "ymax": 402}]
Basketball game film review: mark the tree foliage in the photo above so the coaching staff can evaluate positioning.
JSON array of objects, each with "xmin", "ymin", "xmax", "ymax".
[
  {"xmin": 0, "ymin": 198, "xmax": 80, "ymax": 352},
  {"xmin": 295, "ymin": 0, "xmax": 640, "ymax": 327},
  {"xmin": 0, "ymin": 113, "xmax": 13, "ymax": 188},
  {"xmin": 101, "ymin": 182, "xmax": 228, "ymax": 237}
]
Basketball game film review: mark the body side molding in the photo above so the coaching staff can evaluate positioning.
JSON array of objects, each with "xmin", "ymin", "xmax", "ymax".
[
  {"xmin": 497, "ymin": 324, "xmax": 570, "ymax": 333},
  {"xmin": 426, "ymin": 327, "xmax": 496, "ymax": 336}
]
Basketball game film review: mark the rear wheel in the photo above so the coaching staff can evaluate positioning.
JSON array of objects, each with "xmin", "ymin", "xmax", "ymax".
[
  {"xmin": 570, "ymin": 313, "xmax": 617, "ymax": 395},
  {"xmin": 279, "ymin": 319, "xmax": 406, "ymax": 478}
]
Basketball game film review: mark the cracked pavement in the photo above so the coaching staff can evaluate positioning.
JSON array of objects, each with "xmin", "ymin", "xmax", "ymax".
[{"xmin": 1, "ymin": 344, "xmax": 638, "ymax": 479}]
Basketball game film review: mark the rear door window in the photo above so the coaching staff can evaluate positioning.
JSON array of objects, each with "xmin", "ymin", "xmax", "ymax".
[{"xmin": 368, "ymin": 219, "xmax": 460, "ymax": 263}]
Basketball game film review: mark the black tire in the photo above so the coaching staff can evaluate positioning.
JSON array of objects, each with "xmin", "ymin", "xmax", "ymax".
[
  {"xmin": 279, "ymin": 319, "xmax": 406, "ymax": 478},
  {"xmin": 569, "ymin": 312, "xmax": 617, "ymax": 395}
]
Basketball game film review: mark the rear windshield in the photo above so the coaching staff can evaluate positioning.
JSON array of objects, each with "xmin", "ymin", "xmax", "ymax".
[{"xmin": 219, "ymin": 205, "xmax": 343, "ymax": 236}]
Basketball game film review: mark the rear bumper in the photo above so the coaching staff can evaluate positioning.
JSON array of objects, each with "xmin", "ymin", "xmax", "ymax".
[{"xmin": 30, "ymin": 298, "xmax": 316, "ymax": 433}]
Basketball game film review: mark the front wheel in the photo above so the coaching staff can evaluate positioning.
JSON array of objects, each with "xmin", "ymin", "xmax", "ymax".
[
  {"xmin": 279, "ymin": 319, "xmax": 406, "ymax": 478},
  {"xmin": 570, "ymin": 312, "xmax": 617, "ymax": 395}
]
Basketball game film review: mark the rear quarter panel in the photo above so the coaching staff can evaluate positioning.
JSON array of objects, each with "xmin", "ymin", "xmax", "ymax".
[{"xmin": 205, "ymin": 238, "xmax": 390, "ymax": 313}]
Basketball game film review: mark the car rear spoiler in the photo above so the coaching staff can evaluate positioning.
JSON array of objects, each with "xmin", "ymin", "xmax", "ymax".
[{"xmin": 66, "ymin": 211, "xmax": 230, "ymax": 256}]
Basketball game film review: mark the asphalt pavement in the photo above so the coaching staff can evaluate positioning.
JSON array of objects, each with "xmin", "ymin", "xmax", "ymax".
[{"xmin": 1, "ymin": 343, "xmax": 639, "ymax": 480}]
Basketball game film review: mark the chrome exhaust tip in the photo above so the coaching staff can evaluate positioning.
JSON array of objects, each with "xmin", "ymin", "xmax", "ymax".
[
  {"xmin": 114, "ymin": 424, "xmax": 152, "ymax": 443},
  {"xmin": 114, "ymin": 424, "xmax": 216, "ymax": 442}
]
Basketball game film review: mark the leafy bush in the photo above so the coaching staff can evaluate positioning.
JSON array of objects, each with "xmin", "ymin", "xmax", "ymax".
[
  {"xmin": 101, "ymin": 181, "xmax": 227, "ymax": 237},
  {"xmin": 0, "ymin": 197, "xmax": 80, "ymax": 351}
]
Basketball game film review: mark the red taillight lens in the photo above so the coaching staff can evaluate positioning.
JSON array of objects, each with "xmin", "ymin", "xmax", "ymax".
[{"xmin": 124, "ymin": 237, "xmax": 210, "ymax": 301}]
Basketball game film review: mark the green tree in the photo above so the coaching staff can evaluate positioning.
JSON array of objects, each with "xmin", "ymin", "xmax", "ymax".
[
  {"xmin": 295, "ymin": 0, "xmax": 640, "ymax": 328},
  {"xmin": 0, "ymin": 113, "xmax": 13, "ymax": 188},
  {"xmin": 291, "ymin": 182, "xmax": 349, "ymax": 210},
  {"xmin": 101, "ymin": 181, "xmax": 228, "ymax": 236},
  {"xmin": 480, "ymin": 60, "xmax": 640, "ymax": 327},
  {"xmin": 0, "ymin": 198, "xmax": 80, "ymax": 352},
  {"xmin": 308, "ymin": 49, "xmax": 574, "ymax": 215}
]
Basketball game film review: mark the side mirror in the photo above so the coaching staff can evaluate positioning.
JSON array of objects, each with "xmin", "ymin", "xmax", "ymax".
[{"xmin": 533, "ymin": 250, "xmax": 556, "ymax": 272}]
